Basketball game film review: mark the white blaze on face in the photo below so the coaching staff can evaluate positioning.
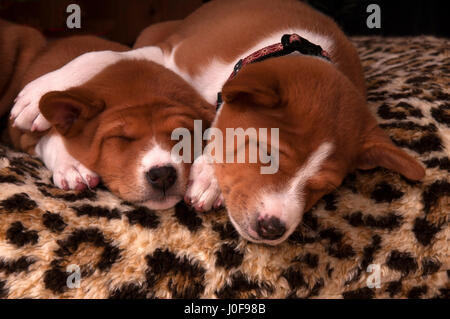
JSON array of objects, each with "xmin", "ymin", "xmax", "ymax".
[
  {"xmin": 238, "ymin": 142, "xmax": 334, "ymax": 245},
  {"xmin": 140, "ymin": 142, "xmax": 179, "ymax": 170}
]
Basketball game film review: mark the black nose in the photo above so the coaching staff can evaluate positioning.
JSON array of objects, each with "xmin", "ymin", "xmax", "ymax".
[
  {"xmin": 256, "ymin": 216, "xmax": 286, "ymax": 240},
  {"xmin": 146, "ymin": 165, "xmax": 177, "ymax": 190}
]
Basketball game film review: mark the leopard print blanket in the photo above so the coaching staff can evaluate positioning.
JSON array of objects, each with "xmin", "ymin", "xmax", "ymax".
[{"xmin": 0, "ymin": 36, "xmax": 448, "ymax": 299}]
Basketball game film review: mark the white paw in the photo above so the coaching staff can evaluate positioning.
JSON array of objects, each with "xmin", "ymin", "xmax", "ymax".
[
  {"xmin": 185, "ymin": 155, "xmax": 223, "ymax": 212},
  {"xmin": 11, "ymin": 74, "xmax": 54, "ymax": 131},
  {"xmin": 36, "ymin": 134, "xmax": 100, "ymax": 191},
  {"xmin": 52, "ymin": 160, "xmax": 100, "ymax": 191}
]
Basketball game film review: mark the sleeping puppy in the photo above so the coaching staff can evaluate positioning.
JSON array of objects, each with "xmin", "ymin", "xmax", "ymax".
[
  {"xmin": 4, "ymin": 23, "xmax": 214, "ymax": 210},
  {"xmin": 10, "ymin": 0, "xmax": 425, "ymax": 244}
]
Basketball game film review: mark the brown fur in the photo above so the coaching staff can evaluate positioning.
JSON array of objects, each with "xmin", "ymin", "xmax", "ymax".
[
  {"xmin": 161, "ymin": 0, "xmax": 366, "ymax": 96},
  {"xmin": 133, "ymin": 20, "xmax": 182, "ymax": 49},
  {"xmin": 0, "ymin": 20, "xmax": 46, "ymax": 119}
]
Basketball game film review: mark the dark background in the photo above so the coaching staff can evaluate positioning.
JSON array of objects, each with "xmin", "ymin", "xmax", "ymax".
[
  {"xmin": 0, "ymin": 0, "xmax": 448, "ymax": 46},
  {"xmin": 307, "ymin": 0, "xmax": 449, "ymax": 37}
]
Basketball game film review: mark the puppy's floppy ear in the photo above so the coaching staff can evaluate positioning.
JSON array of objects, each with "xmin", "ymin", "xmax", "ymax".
[
  {"xmin": 222, "ymin": 66, "xmax": 280, "ymax": 108},
  {"xmin": 356, "ymin": 126, "xmax": 425, "ymax": 181},
  {"xmin": 39, "ymin": 88, "xmax": 105, "ymax": 137}
]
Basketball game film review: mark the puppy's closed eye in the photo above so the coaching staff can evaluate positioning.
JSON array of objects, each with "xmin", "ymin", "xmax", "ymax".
[{"xmin": 106, "ymin": 135, "xmax": 136, "ymax": 142}]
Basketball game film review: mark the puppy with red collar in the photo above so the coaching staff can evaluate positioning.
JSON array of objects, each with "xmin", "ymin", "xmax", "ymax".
[
  {"xmin": 11, "ymin": 0, "xmax": 425, "ymax": 244},
  {"xmin": 4, "ymin": 21, "xmax": 214, "ymax": 210}
]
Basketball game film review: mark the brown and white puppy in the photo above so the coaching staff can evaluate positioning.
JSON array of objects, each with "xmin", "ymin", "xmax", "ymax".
[
  {"xmin": 10, "ymin": 0, "xmax": 425, "ymax": 243},
  {"xmin": 4, "ymin": 26, "xmax": 214, "ymax": 209}
]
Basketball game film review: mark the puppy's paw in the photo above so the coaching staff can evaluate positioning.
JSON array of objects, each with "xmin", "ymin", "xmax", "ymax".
[
  {"xmin": 52, "ymin": 160, "xmax": 99, "ymax": 191},
  {"xmin": 185, "ymin": 155, "xmax": 222, "ymax": 212},
  {"xmin": 36, "ymin": 133, "xmax": 99, "ymax": 191},
  {"xmin": 11, "ymin": 77, "xmax": 53, "ymax": 131}
]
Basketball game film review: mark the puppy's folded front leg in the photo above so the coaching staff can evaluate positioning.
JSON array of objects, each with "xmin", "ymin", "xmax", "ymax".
[{"xmin": 35, "ymin": 134, "xmax": 99, "ymax": 190}]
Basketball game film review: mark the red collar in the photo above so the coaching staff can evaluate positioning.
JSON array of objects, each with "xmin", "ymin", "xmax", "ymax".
[{"xmin": 217, "ymin": 33, "xmax": 332, "ymax": 109}]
